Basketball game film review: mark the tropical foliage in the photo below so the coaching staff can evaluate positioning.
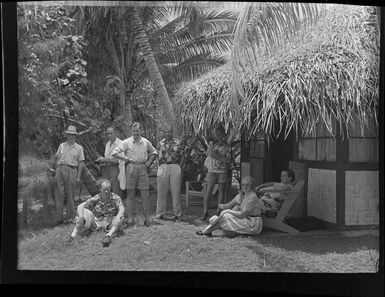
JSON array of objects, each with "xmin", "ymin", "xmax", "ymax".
[
  {"xmin": 18, "ymin": 2, "xmax": 89, "ymax": 157},
  {"xmin": 18, "ymin": 1, "xmax": 237, "ymax": 176}
]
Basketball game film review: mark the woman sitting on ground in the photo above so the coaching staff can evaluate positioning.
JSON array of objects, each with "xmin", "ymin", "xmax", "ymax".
[
  {"xmin": 196, "ymin": 176, "xmax": 263, "ymax": 237},
  {"xmin": 255, "ymin": 169, "xmax": 295, "ymax": 217}
]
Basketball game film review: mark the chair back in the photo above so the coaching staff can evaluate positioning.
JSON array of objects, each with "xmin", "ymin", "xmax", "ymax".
[
  {"xmin": 292, "ymin": 179, "xmax": 305, "ymax": 193},
  {"xmin": 275, "ymin": 179, "xmax": 304, "ymax": 222}
]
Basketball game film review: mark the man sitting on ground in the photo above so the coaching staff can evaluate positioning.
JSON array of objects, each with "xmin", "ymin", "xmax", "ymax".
[{"xmin": 70, "ymin": 180, "xmax": 125, "ymax": 247}]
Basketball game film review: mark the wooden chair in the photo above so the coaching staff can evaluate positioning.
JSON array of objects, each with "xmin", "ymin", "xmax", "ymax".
[
  {"xmin": 185, "ymin": 180, "xmax": 218, "ymax": 207},
  {"xmin": 258, "ymin": 179, "xmax": 305, "ymax": 234}
]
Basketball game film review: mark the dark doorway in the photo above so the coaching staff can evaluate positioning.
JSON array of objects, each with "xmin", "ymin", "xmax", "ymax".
[{"xmin": 268, "ymin": 129, "xmax": 294, "ymax": 182}]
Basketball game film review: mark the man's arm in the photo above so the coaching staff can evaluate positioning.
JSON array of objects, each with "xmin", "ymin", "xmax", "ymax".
[
  {"xmin": 76, "ymin": 147, "xmax": 86, "ymax": 183},
  {"xmin": 112, "ymin": 142, "xmax": 130, "ymax": 162},
  {"xmin": 112, "ymin": 197, "xmax": 125, "ymax": 224},
  {"xmin": 76, "ymin": 160, "xmax": 84, "ymax": 184},
  {"xmin": 255, "ymin": 182, "xmax": 274, "ymax": 191},
  {"xmin": 218, "ymin": 195, "xmax": 239, "ymax": 210},
  {"xmin": 98, "ymin": 156, "xmax": 120, "ymax": 164},
  {"xmin": 145, "ymin": 140, "xmax": 158, "ymax": 164},
  {"xmin": 76, "ymin": 200, "xmax": 87, "ymax": 218}
]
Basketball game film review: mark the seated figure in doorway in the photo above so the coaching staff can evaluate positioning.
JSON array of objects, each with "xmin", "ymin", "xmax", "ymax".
[{"xmin": 254, "ymin": 169, "xmax": 295, "ymax": 217}]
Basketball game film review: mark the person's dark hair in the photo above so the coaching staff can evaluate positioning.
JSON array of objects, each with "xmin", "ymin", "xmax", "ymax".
[{"xmin": 283, "ymin": 169, "xmax": 295, "ymax": 182}]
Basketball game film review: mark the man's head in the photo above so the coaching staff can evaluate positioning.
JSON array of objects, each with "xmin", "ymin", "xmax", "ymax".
[
  {"xmin": 132, "ymin": 122, "xmax": 141, "ymax": 141},
  {"xmin": 165, "ymin": 127, "xmax": 173, "ymax": 141},
  {"xmin": 106, "ymin": 127, "xmax": 117, "ymax": 143},
  {"xmin": 241, "ymin": 176, "xmax": 254, "ymax": 193},
  {"xmin": 280, "ymin": 169, "xmax": 295, "ymax": 184},
  {"xmin": 100, "ymin": 180, "xmax": 112, "ymax": 198},
  {"xmin": 213, "ymin": 126, "xmax": 226, "ymax": 142},
  {"xmin": 65, "ymin": 125, "xmax": 78, "ymax": 143}
]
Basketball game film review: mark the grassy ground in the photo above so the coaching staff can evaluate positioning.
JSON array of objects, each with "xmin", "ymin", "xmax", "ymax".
[{"xmin": 17, "ymin": 191, "xmax": 380, "ymax": 272}]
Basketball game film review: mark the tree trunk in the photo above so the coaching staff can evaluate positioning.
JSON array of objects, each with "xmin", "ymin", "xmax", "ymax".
[
  {"xmin": 131, "ymin": 8, "xmax": 176, "ymax": 131},
  {"xmin": 119, "ymin": 82, "xmax": 132, "ymax": 138},
  {"xmin": 123, "ymin": 91, "xmax": 133, "ymax": 138}
]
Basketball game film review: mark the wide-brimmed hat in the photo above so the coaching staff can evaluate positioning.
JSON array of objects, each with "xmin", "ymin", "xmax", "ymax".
[{"xmin": 64, "ymin": 125, "xmax": 79, "ymax": 135}]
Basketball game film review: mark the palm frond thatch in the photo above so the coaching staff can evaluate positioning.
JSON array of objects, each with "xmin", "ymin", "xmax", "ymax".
[{"xmin": 174, "ymin": 5, "xmax": 380, "ymax": 140}]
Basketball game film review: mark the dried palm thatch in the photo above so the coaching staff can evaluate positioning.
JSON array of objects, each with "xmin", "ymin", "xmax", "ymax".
[{"xmin": 174, "ymin": 5, "xmax": 380, "ymax": 140}]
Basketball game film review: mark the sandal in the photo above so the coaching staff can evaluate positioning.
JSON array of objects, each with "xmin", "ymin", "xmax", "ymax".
[
  {"xmin": 196, "ymin": 230, "xmax": 212, "ymax": 237},
  {"xmin": 102, "ymin": 235, "xmax": 112, "ymax": 247}
]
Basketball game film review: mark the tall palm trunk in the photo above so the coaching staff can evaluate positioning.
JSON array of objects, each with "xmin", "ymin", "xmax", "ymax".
[{"xmin": 131, "ymin": 8, "xmax": 176, "ymax": 130}]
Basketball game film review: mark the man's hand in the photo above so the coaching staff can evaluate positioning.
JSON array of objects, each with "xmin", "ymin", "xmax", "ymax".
[
  {"xmin": 96, "ymin": 157, "xmax": 106, "ymax": 163},
  {"xmin": 76, "ymin": 176, "xmax": 82, "ymax": 185}
]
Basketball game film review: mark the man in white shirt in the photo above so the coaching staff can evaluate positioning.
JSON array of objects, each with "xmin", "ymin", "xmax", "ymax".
[
  {"xmin": 112, "ymin": 122, "xmax": 157, "ymax": 227},
  {"xmin": 96, "ymin": 127, "xmax": 124, "ymax": 199}
]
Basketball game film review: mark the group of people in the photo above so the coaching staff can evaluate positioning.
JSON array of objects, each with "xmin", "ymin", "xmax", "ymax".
[{"xmin": 51, "ymin": 123, "xmax": 295, "ymax": 247}]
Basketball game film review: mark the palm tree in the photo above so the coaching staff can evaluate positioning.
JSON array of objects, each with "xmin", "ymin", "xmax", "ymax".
[
  {"xmin": 74, "ymin": 2, "xmax": 237, "ymax": 136},
  {"xmin": 131, "ymin": 6, "xmax": 176, "ymax": 129},
  {"xmin": 230, "ymin": 2, "xmax": 322, "ymax": 129}
]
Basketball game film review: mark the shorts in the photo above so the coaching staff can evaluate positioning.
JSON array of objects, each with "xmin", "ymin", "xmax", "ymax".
[
  {"xmin": 206, "ymin": 171, "xmax": 228, "ymax": 184},
  {"xmin": 125, "ymin": 163, "xmax": 149, "ymax": 190}
]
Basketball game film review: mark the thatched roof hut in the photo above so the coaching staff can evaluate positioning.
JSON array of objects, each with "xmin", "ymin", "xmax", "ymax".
[{"xmin": 174, "ymin": 4, "xmax": 380, "ymax": 140}]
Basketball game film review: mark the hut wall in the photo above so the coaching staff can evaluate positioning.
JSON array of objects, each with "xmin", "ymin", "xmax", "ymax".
[
  {"xmin": 241, "ymin": 113, "xmax": 378, "ymax": 229},
  {"xmin": 349, "ymin": 139, "xmax": 378, "ymax": 162},
  {"xmin": 307, "ymin": 168, "xmax": 337, "ymax": 224},
  {"xmin": 297, "ymin": 114, "xmax": 379, "ymax": 229},
  {"xmin": 345, "ymin": 171, "xmax": 379, "ymax": 225},
  {"xmin": 348, "ymin": 114, "xmax": 378, "ymax": 163},
  {"xmin": 288, "ymin": 161, "xmax": 307, "ymax": 218}
]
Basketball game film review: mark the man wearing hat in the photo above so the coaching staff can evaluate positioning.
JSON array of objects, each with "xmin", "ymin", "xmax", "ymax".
[{"xmin": 52, "ymin": 125, "xmax": 85, "ymax": 225}]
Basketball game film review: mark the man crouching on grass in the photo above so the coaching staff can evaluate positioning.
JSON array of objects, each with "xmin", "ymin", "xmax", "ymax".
[{"xmin": 70, "ymin": 180, "xmax": 125, "ymax": 247}]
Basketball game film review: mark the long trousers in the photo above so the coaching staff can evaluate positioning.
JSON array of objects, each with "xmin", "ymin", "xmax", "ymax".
[
  {"xmin": 156, "ymin": 164, "xmax": 182, "ymax": 217},
  {"xmin": 54, "ymin": 165, "xmax": 77, "ymax": 222},
  {"xmin": 102, "ymin": 164, "xmax": 124, "ymax": 199}
]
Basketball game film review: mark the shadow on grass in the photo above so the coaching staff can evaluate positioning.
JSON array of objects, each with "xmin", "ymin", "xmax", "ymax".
[{"xmin": 246, "ymin": 232, "xmax": 379, "ymax": 255}]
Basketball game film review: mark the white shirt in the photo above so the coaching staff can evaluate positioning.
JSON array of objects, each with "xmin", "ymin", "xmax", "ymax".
[
  {"xmin": 104, "ymin": 137, "xmax": 126, "ymax": 190},
  {"xmin": 104, "ymin": 137, "xmax": 123, "ymax": 159},
  {"xmin": 113, "ymin": 136, "xmax": 157, "ymax": 163}
]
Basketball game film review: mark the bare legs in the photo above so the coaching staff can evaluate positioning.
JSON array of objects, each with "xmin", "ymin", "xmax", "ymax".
[
  {"xmin": 201, "ymin": 182, "xmax": 227, "ymax": 220},
  {"xmin": 201, "ymin": 181, "xmax": 216, "ymax": 220}
]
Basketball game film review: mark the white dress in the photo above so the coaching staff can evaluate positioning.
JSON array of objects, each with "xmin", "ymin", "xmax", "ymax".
[{"xmin": 210, "ymin": 192, "xmax": 264, "ymax": 235}]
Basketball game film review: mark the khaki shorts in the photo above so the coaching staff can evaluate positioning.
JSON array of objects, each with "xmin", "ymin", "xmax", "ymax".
[
  {"xmin": 206, "ymin": 171, "xmax": 228, "ymax": 184},
  {"xmin": 125, "ymin": 163, "xmax": 149, "ymax": 190}
]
